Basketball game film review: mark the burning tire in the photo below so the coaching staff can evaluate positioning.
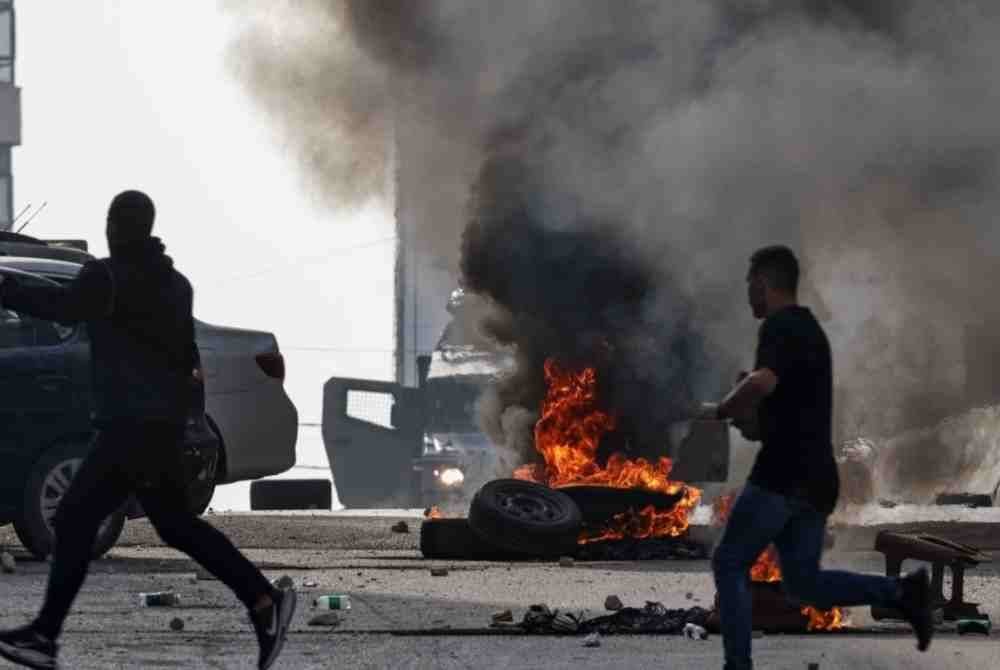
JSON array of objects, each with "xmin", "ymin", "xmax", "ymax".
[{"xmin": 468, "ymin": 479, "xmax": 582, "ymax": 556}]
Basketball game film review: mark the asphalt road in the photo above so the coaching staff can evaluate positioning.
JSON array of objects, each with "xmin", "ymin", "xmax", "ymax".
[{"xmin": 1, "ymin": 514, "xmax": 997, "ymax": 669}]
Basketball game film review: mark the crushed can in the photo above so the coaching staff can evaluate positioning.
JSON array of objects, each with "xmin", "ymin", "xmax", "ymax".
[
  {"xmin": 313, "ymin": 595, "xmax": 351, "ymax": 611},
  {"xmin": 956, "ymin": 618, "xmax": 991, "ymax": 635},
  {"xmin": 139, "ymin": 591, "xmax": 180, "ymax": 607}
]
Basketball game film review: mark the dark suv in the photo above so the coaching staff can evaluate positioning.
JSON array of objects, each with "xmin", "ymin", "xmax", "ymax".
[{"xmin": 0, "ymin": 264, "xmax": 218, "ymax": 559}]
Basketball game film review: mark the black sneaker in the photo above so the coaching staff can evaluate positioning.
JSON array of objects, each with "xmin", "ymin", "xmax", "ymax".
[
  {"xmin": 251, "ymin": 587, "xmax": 297, "ymax": 670},
  {"xmin": 897, "ymin": 567, "xmax": 934, "ymax": 652},
  {"xmin": 0, "ymin": 625, "xmax": 59, "ymax": 670}
]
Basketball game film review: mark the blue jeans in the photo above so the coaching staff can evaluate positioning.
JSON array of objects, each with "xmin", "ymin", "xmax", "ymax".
[{"xmin": 711, "ymin": 483, "xmax": 900, "ymax": 670}]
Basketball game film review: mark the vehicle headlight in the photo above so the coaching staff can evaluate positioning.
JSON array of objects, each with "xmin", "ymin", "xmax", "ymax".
[{"xmin": 434, "ymin": 467, "xmax": 465, "ymax": 487}]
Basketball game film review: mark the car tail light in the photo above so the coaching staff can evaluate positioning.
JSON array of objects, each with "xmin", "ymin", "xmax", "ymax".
[{"xmin": 256, "ymin": 351, "xmax": 285, "ymax": 380}]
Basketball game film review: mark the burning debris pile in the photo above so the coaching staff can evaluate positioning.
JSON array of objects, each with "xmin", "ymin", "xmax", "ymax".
[{"xmin": 514, "ymin": 359, "xmax": 701, "ymax": 543}]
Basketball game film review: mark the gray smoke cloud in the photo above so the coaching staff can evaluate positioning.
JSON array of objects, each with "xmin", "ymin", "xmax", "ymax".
[{"xmin": 227, "ymin": 1, "xmax": 1000, "ymax": 496}]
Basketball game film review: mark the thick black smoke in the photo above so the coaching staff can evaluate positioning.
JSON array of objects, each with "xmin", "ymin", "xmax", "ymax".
[{"xmin": 228, "ymin": 0, "xmax": 1000, "ymax": 495}]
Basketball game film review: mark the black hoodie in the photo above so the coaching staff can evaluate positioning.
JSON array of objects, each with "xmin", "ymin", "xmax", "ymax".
[{"xmin": 0, "ymin": 237, "xmax": 199, "ymax": 425}]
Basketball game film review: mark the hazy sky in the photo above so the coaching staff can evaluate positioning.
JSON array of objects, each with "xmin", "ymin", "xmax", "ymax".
[{"xmin": 14, "ymin": 2, "xmax": 396, "ymax": 426}]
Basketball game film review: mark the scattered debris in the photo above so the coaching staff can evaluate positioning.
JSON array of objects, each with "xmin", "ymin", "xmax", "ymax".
[
  {"xmin": 934, "ymin": 493, "xmax": 992, "ymax": 508},
  {"xmin": 506, "ymin": 601, "xmax": 711, "ymax": 636},
  {"xmin": 604, "ymin": 595, "xmax": 623, "ymax": 611},
  {"xmin": 685, "ymin": 592, "xmax": 694, "ymax": 600},
  {"xmin": 169, "ymin": 617, "xmax": 185, "ymax": 632},
  {"xmin": 683, "ymin": 623, "xmax": 708, "ymax": 640},
  {"xmin": 753, "ymin": 631, "xmax": 765, "ymax": 639},
  {"xmin": 303, "ymin": 579, "xmax": 319, "ymax": 589},
  {"xmin": 1, "ymin": 552, "xmax": 16, "ymax": 574},
  {"xmin": 314, "ymin": 595, "xmax": 351, "ymax": 610},
  {"xmin": 273, "ymin": 575, "xmax": 295, "ymax": 590},
  {"xmin": 559, "ymin": 556, "xmax": 575, "ymax": 568},
  {"xmin": 878, "ymin": 499, "xmax": 898, "ymax": 509},
  {"xmin": 430, "ymin": 568, "xmax": 449, "ymax": 577},
  {"xmin": 808, "ymin": 664, "xmax": 819, "ymax": 670},
  {"xmin": 391, "ymin": 521, "xmax": 410, "ymax": 534},
  {"xmin": 139, "ymin": 591, "xmax": 180, "ymax": 607},
  {"xmin": 491, "ymin": 610, "xmax": 514, "ymax": 624},
  {"xmin": 582, "ymin": 632, "xmax": 601, "ymax": 648},
  {"xmin": 956, "ymin": 618, "xmax": 991, "ymax": 635},
  {"xmin": 308, "ymin": 612, "xmax": 343, "ymax": 628}
]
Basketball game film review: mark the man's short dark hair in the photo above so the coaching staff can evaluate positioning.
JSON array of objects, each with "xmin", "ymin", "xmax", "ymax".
[
  {"xmin": 749, "ymin": 245, "xmax": 799, "ymax": 294},
  {"xmin": 108, "ymin": 190, "xmax": 155, "ymax": 240}
]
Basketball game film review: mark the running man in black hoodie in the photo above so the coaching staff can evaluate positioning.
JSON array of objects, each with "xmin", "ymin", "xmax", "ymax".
[{"xmin": 0, "ymin": 191, "xmax": 295, "ymax": 670}]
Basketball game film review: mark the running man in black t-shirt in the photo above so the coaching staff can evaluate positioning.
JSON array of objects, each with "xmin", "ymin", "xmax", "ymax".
[{"xmin": 707, "ymin": 246, "xmax": 934, "ymax": 670}]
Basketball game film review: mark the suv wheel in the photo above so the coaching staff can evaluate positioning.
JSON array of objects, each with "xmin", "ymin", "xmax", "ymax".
[{"xmin": 14, "ymin": 443, "xmax": 126, "ymax": 560}]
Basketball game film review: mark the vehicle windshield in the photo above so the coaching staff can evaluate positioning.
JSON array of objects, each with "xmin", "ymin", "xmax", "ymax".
[{"xmin": 425, "ymin": 377, "xmax": 485, "ymax": 433}]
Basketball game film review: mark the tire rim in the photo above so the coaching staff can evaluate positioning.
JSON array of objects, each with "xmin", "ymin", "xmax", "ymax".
[
  {"xmin": 497, "ymin": 490, "xmax": 562, "ymax": 523},
  {"xmin": 40, "ymin": 458, "xmax": 116, "ymax": 539}
]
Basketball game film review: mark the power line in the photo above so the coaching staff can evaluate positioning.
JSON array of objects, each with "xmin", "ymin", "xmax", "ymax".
[{"xmin": 218, "ymin": 235, "xmax": 397, "ymax": 285}]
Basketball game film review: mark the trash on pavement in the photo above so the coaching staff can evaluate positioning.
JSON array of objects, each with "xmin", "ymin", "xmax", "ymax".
[
  {"xmin": 169, "ymin": 617, "xmax": 185, "ymax": 631},
  {"xmin": 604, "ymin": 595, "xmax": 623, "ymax": 611},
  {"xmin": 1, "ymin": 552, "xmax": 16, "ymax": 574},
  {"xmin": 314, "ymin": 594, "xmax": 352, "ymax": 610},
  {"xmin": 139, "ymin": 591, "xmax": 180, "ymax": 607},
  {"xmin": 807, "ymin": 663, "xmax": 819, "ymax": 670},
  {"xmin": 391, "ymin": 521, "xmax": 410, "ymax": 533},
  {"xmin": 272, "ymin": 575, "xmax": 295, "ymax": 590},
  {"xmin": 303, "ymin": 579, "xmax": 319, "ymax": 588},
  {"xmin": 683, "ymin": 623, "xmax": 708, "ymax": 640},
  {"xmin": 491, "ymin": 609, "xmax": 514, "ymax": 624},
  {"xmin": 956, "ymin": 618, "xmax": 991, "ymax": 635},
  {"xmin": 878, "ymin": 499, "xmax": 898, "ymax": 509},
  {"xmin": 582, "ymin": 632, "xmax": 601, "ymax": 648},
  {"xmin": 558, "ymin": 556, "xmax": 575, "ymax": 568},
  {"xmin": 501, "ymin": 601, "xmax": 710, "ymax": 636},
  {"xmin": 309, "ymin": 612, "xmax": 344, "ymax": 627},
  {"xmin": 430, "ymin": 568, "xmax": 449, "ymax": 577}
]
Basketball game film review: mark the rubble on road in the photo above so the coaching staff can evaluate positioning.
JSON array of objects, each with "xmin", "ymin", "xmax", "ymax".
[
  {"xmin": 491, "ymin": 610, "xmax": 514, "ymax": 624},
  {"xmin": 683, "ymin": 623, "xmax": 708, "ymax": 640},
  {"xmin": 1, "ymin": 552, "xmax": 16, "ymax": 574},
  {"xmin": 604, "ymin": 595, "xmax": 623, "ymax": 611},
  {"xmin": 391, "ymin": 521, "xmax": 410, "ymax": 533},
  {"xmin": 303, "ymin": 579, "xmax": 319, "ymax": 588},
  {"xmin": 490, "ymin": 602, "xmax": 711, "ymax": 636},
  {"xmin": 582, "ymin": 632, "xmax": 601, "ymax": 647},
  {"xmin": 558, "ymin": 556, "xmax": 575, "ymax": 568},
  {"xmin": 430, "ymin": 568, "xmax": 449, "ymax": 577},
  {"xmin": 169, "ymin": 617, "xmax": 185, "ymax": 631},
  {"xmin": 273, "ymin": 575, "xmax": 295, "ymax": 590}
]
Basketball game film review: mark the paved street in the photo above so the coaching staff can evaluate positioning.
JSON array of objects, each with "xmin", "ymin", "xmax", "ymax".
[{"xmin": 1, "ymin": 514, "xmax": 997, "ymax": 669}]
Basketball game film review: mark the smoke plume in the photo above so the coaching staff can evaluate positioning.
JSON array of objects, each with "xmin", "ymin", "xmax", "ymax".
[{"xmin": 228, "ymin": 1, "xmax": 1000, "ymax": 494}]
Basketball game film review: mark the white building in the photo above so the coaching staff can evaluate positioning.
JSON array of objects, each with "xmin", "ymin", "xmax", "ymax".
[{"xmin": 0, "ymin": 1, "xmax": 18, "ymax": 230}]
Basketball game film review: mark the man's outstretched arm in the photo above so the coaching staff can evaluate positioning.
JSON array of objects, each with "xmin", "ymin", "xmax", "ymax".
[
  {"xmin": 716, "ymin": 368, "xmax": 778, "ymax": 420},
  {"xmin": 0, "ymin": 261, "xmax": 113, "ymax": 324}
]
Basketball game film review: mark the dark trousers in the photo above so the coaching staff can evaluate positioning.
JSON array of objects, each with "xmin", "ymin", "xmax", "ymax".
[
  {"xmin": 712, "ymin": 483, "xmax": 899, "ymax": 670},
  {"xmin": 34, "ymin": 421, "xmax": 273, "ymax": 640}
]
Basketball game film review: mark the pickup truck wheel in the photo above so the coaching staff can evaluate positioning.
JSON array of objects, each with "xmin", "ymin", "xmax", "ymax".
[
  {"xmin": 14, "ymin": 443, "xmax": 126, "ymax": 560},
  {"xmin": 468, "ymin": 479, "xmax": 582, "ymax": 557}
]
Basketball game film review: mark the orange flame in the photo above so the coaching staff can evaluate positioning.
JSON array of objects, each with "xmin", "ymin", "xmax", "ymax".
[
  {"xmin": 714, "ymin": 494, "xmax": 847, "ymax": 631},
  {"xmin": 517, "ymin": 359, "xmax": 701, "ymax": 540},
  {"xmin": 424, "ymin": 506, "xmax": 444, "ymax": 519}
]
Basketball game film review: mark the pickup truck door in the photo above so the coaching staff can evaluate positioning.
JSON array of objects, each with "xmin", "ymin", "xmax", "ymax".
[{"xmin": 322, "ymin": 377, "xmax": 425, "ymax": 508}]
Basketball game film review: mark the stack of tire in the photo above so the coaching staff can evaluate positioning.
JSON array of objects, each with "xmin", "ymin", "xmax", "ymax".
[{"xmin": 420, "ymin": 479, "xmax": 583, "ymax": 559}]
